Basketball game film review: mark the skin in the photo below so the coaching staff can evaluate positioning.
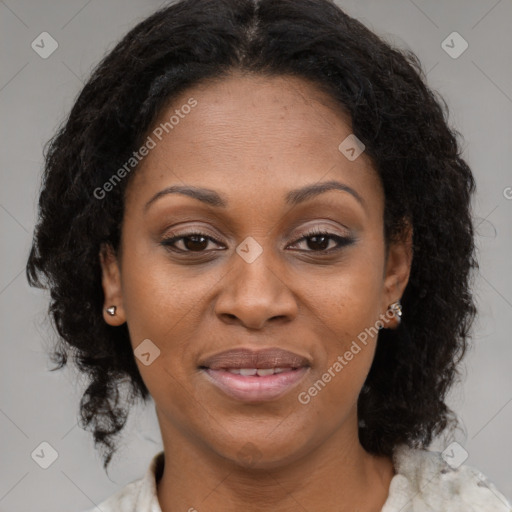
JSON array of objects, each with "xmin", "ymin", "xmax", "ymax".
[{"xmin": 100, "ymin": 71, "xmax": 412, "ymax": 512}]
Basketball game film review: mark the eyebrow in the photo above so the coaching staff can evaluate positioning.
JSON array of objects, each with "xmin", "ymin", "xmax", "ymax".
[{"xmin": 144, "ymin": 180, "xmax": 365, "ymax": 212}]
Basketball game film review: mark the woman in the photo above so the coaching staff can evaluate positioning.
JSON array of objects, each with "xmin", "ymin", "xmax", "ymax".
[{"xmin": 26, "ymin": 0, "xmax": 511, "ymax": 510}]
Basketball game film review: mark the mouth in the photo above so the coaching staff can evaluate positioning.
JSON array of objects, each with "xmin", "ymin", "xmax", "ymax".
[
  {"xmin": 198, "ymin": 347, "xmax": 311, "ymax": 402},
  {"xmin": 208, "ymin": 367, "xmax": 300, "ymax": 376},
  {"xmin": 199, "ymin": 366, "xmax": 310, "ymax": 402}
]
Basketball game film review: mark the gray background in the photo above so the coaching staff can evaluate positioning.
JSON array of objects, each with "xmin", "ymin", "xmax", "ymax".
[{"xmin": 1, "ymin": 0, "xmax": 511, "ymax": 510}]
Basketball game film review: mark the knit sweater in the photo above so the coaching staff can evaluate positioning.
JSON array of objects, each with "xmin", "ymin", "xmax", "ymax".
[{"xmin": 82, "ymin": 445, "xmax": 511, "ymax": 511}]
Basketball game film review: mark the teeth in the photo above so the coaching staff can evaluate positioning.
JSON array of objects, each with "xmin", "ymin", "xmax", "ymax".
[
  {"xmin": 239, "ymin": 368, "xmax": 257, "ymax": 376},
  {"xmin": 226, "ymin": 367, "xmax": 293, "ymax": 376},
  {"xmin": 256, "ymin": 368, "xmax": 276, "ymax": 376}
]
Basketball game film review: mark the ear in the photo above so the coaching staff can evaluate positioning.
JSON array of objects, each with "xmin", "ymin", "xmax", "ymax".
[
  {"xmin": 99, "ymin": 243, "xmax": 126, "ymax": 326},
  {"xmin": 381, "ymin": 221, "xmax": 413, "ymax": 329}
]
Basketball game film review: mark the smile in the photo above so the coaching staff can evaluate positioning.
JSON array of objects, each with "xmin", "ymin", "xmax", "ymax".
[{"xmin": 201, "ymin": 366, "xmax": 310, "ymax": 402}]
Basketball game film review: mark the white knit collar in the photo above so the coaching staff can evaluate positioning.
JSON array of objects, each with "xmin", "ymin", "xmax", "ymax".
[{"xmin": 381, "ymin": 444, "xmax": 511, "ymax": 511}]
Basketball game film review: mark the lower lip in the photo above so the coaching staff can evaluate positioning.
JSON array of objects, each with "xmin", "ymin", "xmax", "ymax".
[{"xmin": 202, "ymin": 367, "xmax": 310, "ymax": 402}]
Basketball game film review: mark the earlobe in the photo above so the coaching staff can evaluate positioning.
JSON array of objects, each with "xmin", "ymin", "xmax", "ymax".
[
  {"xmin": 382, "ymin": 222, "xmax": 413, "ymax": 328},
  {"xmin": 99, "ymin": 243, "xmax": 126, "ymax": 326}
]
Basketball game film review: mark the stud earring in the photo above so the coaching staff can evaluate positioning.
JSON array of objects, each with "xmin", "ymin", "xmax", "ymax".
[
  {"xmin": 106, "ymin": 306, "xmax": 117, "ymax": 316},
  {"xmin": 389, "ymin": 300, "xmax": 402, "ymax": 324}
]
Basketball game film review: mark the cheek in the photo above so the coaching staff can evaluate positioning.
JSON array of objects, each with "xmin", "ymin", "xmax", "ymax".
[
  {"xmin": 296, "ymin": 250, "xmax": 384, "ymax": 402},
  {"xmin": 300, "ymin": 253, "xmax": 385, "ymax": 342},
  {"xmin": 118, "ymin": 244, "xmax": 233, "ymax": 402},
  {"xmin": 297, "ymin": 300, "xmax": 378, "ymax": 431},
  {"xmin": 120, "ymin": 246, "xmax": 212, "ymax": 343},
  {"xmin": 119, "ymin": 254, "xmax": 205, "ymax": 416}
]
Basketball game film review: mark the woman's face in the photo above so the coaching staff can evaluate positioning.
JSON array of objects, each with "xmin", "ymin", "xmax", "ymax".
[{"xmin": 100, "ymin": 71, "xmax": 411, "ymax": 468}]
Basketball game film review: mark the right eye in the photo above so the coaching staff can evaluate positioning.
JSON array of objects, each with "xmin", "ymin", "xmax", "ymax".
[{"xmin": 160, "ymin": 231, "xmax": 226, "ymax": 253}]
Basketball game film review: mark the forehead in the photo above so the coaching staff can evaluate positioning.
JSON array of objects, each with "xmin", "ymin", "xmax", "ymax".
[{"xmin": 126, "ymin": 71, "xmax": 382, "ymax": 213}]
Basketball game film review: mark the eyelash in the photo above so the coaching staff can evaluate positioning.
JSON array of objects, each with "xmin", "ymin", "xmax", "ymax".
[{"xmin": 160, "ymin": 227, "xmax": 354, "ymax": 255}]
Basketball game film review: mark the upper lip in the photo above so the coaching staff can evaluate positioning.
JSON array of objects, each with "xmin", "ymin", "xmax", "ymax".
[{"xmin": 199, "ymin": 348, "xmax": 311, "ymax": 370}]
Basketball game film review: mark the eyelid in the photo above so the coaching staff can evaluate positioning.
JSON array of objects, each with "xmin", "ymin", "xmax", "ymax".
[
  {"xmin": 284, "ymin": 219, "xmax": 352, "ymax": 242},
  {"xmin": 160, "ymin": 229, "xmax": 225, "ymax": 249},
  {"xmin": 160, "ymin": 225, "xmax": 355, "ymax": 255},
  {"xmin": 160, "ymin": 222, "xmax": 224, "ymax": 241},
  {"xmin": 286, "ymin": 228, "xmax": 355, "ymax": 251},
  {"xmin": 160, "ymin": 221, "xmax": 350, "ymax": 244}
]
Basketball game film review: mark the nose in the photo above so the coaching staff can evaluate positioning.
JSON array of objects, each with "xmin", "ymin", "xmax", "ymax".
[{"xmin": 214, "ymin": 247, "xmax": 299, "ymax": 330}]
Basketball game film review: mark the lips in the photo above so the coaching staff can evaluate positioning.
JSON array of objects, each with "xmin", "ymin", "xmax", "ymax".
[
  {"xmin": 198, "ymin": 347, "xmax": 311, "ymax": 402},
  {"xmin": 198, "ymin": 347, "xmax": 311, "ymax": 371},
  {"xmin": 202, "ymin": 366, "xmax": 310, "ymax": 402}
]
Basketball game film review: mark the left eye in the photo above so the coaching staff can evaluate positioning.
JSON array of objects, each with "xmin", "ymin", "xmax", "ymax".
[{"xmin": 287, "ymin": 230, "xmax": 354, "ymax": 252}]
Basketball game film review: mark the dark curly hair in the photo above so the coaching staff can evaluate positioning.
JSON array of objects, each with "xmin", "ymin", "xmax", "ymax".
[{"xmin": 26, "ymin": 0, "xmax": 477, "ymax": 471}]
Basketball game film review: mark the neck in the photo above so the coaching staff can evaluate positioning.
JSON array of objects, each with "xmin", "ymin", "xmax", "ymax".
[{"xmin": 156, "ymin": 412, "xmax": 395, "ymax": 512}]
